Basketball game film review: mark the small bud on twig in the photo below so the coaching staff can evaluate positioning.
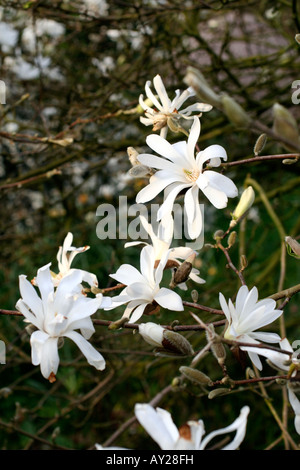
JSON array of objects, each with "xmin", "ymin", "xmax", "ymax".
[
  {"xmin": 208, "ymin": 388, "xmax": 231, "ymax": 399},
  {"xmin": 254, "ymin": 133, "xmax": 267, "ymax": 155},
  {"xmin": 179, "ymin": 366, "xmax": 213, "ymax": 386}
]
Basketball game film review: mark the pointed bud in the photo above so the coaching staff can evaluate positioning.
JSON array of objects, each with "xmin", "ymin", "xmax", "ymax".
[
  {"xmin": 227, "ymin": 231, "xmax": 237, "ymax": 248},
  {"xmin": 221, "ymin": 95, "xmax": 251, "ymax": 127},
  {"xmin": 208, "ymin": 388, "xmax": 231, "ymax": 399},
  {"xmin": 254, "ymin": 133, "xmax": 267, "ymax": 155},
  {"xmin": 240, "ymin": 254, "xmax": 248, "ymax": 271},
  {"xmin": 179, "ymin": 366, "xmax": 213, "ymax": 386},
  {"xmin": 230, "ymin": 186, "xmax": 255, "ymax": 227},
  {"xmin": 295, "ymin": 34, "xmax": 300, "ymax": 45},
  {"xmin": 162, "ymin": 330, "xmax": 194, "ymax": 356},
  {"xmin": 191, "ymin": 289, "xmax": 198, "ymax": 303},
  {"xmin": 184, "ymin": 66, "xmax": 222, "ymax": 108},
  {"xmin": 272, "ymin": 103, "xmax": 300, "ymax": 150}
]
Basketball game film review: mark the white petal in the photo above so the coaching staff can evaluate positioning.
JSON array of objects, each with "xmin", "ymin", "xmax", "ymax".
[
  {"xmin": 136, "ymin": 171, "xmax": 183, "ymax": 204},
  {"xmin": 201, "ymin": 406, "xmax": 250, "ymax": 450},
  {"xmin": 134, "ymin": 404, "xmax": 179, "ymax": 450},
  {"xmin": 196, "ymin": 144, "xmax": 227, "ymax": 168},
  {"xmin": 126, "ymin": 282, "xmax": 154, "ymax": 302},
  {"xmin": 153, "ymin": 74, "xmax": 171, "ymax": 110},
  {"xmin": 219, "ymin": 292, "xmax": 231, "ymax": 323},
  {"xmin": 187, "ymin": 117, "xmax": 200, "ymax": 164},
  {"xmin": 31, "ymin": 331, "xmax": 59, "ymax": 380},
  {"xmin": 154, "ymin": 287, "xmax": 184, "ymax": 311},
  {"xmin": 140, "ymin": 245, "xmax": 155, "ymax": 284},
  {"xmin": 180, "ymin": 102, "xmax": 213, "ymax": 115},
  {"xmin": 110, "ymin": 264, "xmax": 145, "ymax": 285},
  {"xmin": 145, "ymin": 79, "xmax": 163, "ymax": 111},
  {"xmin": 129, "ymin": 302, "xmax": 149, "ymax": 323},
  {"xmin": 157, "ymin": 182, "xmax": 191, "ymax": 221},
  {"xmin": 204, "ymin": 170, "xmax": 238, "ymax": 198},
  {"xmin": 146, "ymin": 134, "xmax": 184, "ymax": 164},
  {"xmin": 18, "ymin": 275, "xmax": 44, "ymax": 323},
  {"xmin": 288, "ymin": 388, "xmax": 300, "ymax": 435},
  {"xmin": 197, "ymin": 174, "xmax": 228, "ymax": 208},
  {"xmin": 138, "ymin": 153, "xmax": 174, "ymax": 170},
  {"xmin": 64, "ymin": 330, "xmax": 106, "ymax": 370},
  {"xmin": 35, "ymin": 263, "xmax": 54, "ymax": 304}
]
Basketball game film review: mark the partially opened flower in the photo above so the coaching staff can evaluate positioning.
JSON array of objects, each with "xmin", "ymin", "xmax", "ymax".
[
  {"xmin": 219, "ymin": 285, "xmax": 283, "ymax": 370},
  {"xmin": 136, "ymin": 117, "xmax": 238, "ymax": 240},
  {"xmin": 16, "ymin": 264, "xmax": 107, "ymax": 382},
  {"xmin": 32, "ymin": 232, "xmax": 98, "ymax": 291},
  {"xmin": 125, "ymin": 214, "xmax": 205, "ymax": 289},
  {"xmin": 107, "ymin": 245, "xmax": 184, "ymax": 323},
  {"xmin": 139, "ymin": 74, "xmax": 212, "ymax": 138},
  {"xmin": 134, "ymin": 403, "xmax": 250, "ymax": 450}
]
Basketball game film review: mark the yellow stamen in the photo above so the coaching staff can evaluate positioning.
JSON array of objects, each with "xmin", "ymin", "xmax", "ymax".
[{"xmin": 183, "ymin": 168, "xmax": 200, "ymax": 182}]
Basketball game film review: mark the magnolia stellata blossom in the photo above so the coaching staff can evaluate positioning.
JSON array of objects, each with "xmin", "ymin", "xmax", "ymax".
[
  {"xmin": 134, "ymin": 403, "xmax": 250, "ymax": 450},
  {"xmin": 136, "ymin": 117, "xmax": 238, "ymax": 239},
  {"xmin": 16, "ymin": 263, "xmax": 109, "ymax": 382},
  {"xmin": 139, "ymin": 74, "xmax": 212, "ymax": 138},
  {"xmin": 107, "ymin": 245, "xmax": 184, "ymax": 323},
  {"xmin": 32, "ymin": 232, "xmax": 98, "ymax": 290},
  {"xmin": 125, "ymin": 214, "xmax": 205, "ymax": 289},
  {"xmin": 219, "ymin": 285, "xmax": 283, "ymax": 370}
]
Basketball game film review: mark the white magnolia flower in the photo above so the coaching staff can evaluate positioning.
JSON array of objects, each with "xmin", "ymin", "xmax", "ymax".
[
  {"xmin": 16, "ymin": 264, "xmax": 107, "ymax": 382},
  {"xmin": 32, "ymin": 232, "xmax": 98, "ymax": 291},
  {"xmin": 136, "ymin": 117, "xmax": 238, "ymax": 239},
  {"xmin": 134, "ymin": 403, "xmax": 250, "ymax": 450},
  {"xmin": 219, "ymin": 285, "xmax": 283, "ymax": 370},
  {"xmin": 125, "ymin": 214, "xmax": 205, "ymax": 289},
  {"xmin": 107, "ymin": 245, "xmax": 184, "ymax": 323},
  {"xmin": 139, "ymin": 74, "xmax": 212, "ymax": 138}
]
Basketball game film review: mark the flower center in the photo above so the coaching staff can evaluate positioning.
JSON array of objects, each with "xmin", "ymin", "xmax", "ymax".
[{"xmin": 183, "ymin": 168, "xmax": 200, "ymax": 183}]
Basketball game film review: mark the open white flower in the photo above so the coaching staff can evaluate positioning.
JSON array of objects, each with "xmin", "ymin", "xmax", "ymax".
[
  {"xmin": 136, "ymin": 117, "xmax": 238, "ymax": 240},
  {"xmin": 125, "ymin": 214, "xmax": 205, "ymax": 289},
  {"xmin": 219, "ymin": 285, "xmax": 283, "ymax": 370},
  {"xmin": 134, "ymin": 403, "xmax": 250, "ymax": 450},
  {"xmin": 107, "ymin": 245, "xmax": 184, "ymax": 323},
  {"xmin": 139, "ymin": 74, "xmax": 212, "ymax": 139},
  {"xmin": 16, "ymin": 264, "xmax": 107, "ymax": 382}
]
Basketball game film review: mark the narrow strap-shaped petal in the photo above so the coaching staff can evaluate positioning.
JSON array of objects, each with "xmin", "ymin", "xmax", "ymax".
[
  {"xmin": 153, "ymin": 74, "xmax": 171, "ymax": 110},
  {"xmin": 64, "ymin": 330, "xmax": 106, "ymax": 370},
  {"xmin": 199, "ymin": 406, "xmax": 250, "ymax": 450},
  {"xmin": 145, "ymin": 79, "xmax": 163, "ymax": 111}
]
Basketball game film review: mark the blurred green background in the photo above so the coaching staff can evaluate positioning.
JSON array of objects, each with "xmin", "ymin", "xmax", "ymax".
[{"xmin": 0, "ymin": 0, "xmax": 300, "ymax": 450}]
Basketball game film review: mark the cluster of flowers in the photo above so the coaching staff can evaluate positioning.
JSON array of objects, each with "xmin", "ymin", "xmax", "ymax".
[{"xmin": 15, "ymin": 75, "xmax": 300, "ymax": 448}]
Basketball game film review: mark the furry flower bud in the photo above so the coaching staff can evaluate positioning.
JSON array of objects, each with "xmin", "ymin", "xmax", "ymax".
[{"xmin": 179, "ymin": 366, "xmax": 213, "ymax": 386}]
